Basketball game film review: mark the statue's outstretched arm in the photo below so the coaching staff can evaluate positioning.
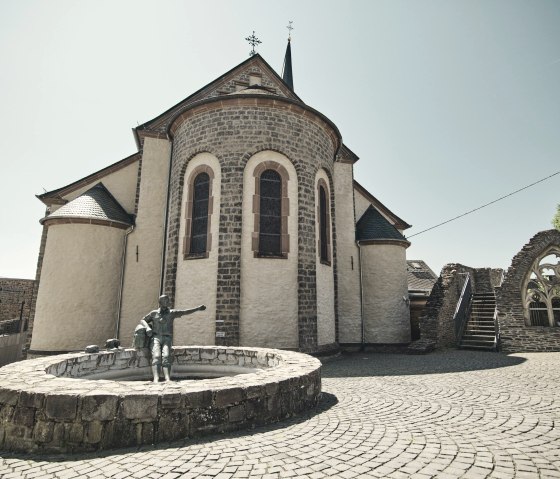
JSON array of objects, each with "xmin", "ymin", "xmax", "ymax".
[{"xmin": 173, "ymin": 304, "xmax": 206, "ymax": 318}]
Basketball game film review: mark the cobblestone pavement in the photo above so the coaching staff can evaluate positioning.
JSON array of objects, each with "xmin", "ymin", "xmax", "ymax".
[{"xmin": 1, "ymin": 350, "xmax": 559, "ymax": 478}]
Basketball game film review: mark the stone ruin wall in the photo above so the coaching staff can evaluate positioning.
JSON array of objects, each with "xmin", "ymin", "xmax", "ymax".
[
  {"xmin": 497, "ymin": 229, "xmax": 560, "ymax": 353},
  {"xmin": 414, "ymin": 264, "xmax": 502, "ymax": 351},
  {"xmin": 0, "ymin": 278, "xmax": 35, "ymax": 325}
]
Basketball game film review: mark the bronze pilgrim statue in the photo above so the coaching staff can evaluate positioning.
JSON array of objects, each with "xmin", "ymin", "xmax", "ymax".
[{"xmin": 136, "ymin": 294, "xmax": 206, "ymax": 382}]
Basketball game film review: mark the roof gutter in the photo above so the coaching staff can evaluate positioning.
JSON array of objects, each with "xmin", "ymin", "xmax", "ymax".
[
  {"xmin": 357, "ymin": 241, "xmax": 365, "ymax": 350},
  {"xmin": 116, "ymin": 224, "xmax": 135, "ymax": 339}
]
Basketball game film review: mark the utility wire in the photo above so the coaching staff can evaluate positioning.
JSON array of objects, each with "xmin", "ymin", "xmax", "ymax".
[{"xmin": 407, "ymin": 170, "xmax": 560, "ymax": 239}]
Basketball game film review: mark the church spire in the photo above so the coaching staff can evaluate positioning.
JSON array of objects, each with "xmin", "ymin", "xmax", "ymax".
[{"xmin": 282, "ymin": 22, "xmax": 294, "ymax": 91}]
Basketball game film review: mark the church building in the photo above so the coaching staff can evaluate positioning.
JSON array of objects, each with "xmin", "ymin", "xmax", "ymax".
[{"xmin": 29, "ymin": 41, "xmax": 413, "ymax": 355}]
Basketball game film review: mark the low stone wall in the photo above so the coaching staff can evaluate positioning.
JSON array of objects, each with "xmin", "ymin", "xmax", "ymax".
[{"xmin": 0, "ymin": 346, "xmax": 321, "ymax": 453}]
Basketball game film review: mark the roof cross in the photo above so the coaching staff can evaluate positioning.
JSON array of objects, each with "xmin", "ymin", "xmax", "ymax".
[
  {"xmin": 245, "ymin": 31, "xmax": 261, "ymax": 56},
  {"xmin": 287, "ymin": 21, "xmax": 294, "ymax": 41}
]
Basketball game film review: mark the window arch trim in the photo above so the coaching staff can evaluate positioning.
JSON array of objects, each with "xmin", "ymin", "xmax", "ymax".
[{"xmin": 183, "ymin": 165, "xmax": 215, "ymax": 259}]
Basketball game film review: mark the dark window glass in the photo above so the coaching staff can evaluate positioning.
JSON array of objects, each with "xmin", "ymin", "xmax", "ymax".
[
  {"xmin": 319, "ymin": 186, "xmax": 328, "ymax": 262},
  {"xmin": 529, "ymin": 301, "xmax": 549, "ymax": 326},
  {"xmin": 259, "ymin": 170, "xmax": 281, "ymax": 255},
  {"xmin": 552, "ymin": 298, "xmax": 560, "ymax": 324},
  {"xmin": 190, "ymin": 173, "xmax": 210, "ymax": 254}
]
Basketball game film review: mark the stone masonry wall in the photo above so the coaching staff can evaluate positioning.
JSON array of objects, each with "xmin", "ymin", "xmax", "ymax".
[
  {"xmin": 0, "ymin": 278, "xmax": 35, "ymax": 326},
  {"xmin": 164, "ymin": 97, "xmax": 338, "ymax": 353},
  {"xmin": 0, "ymin": 347, "xmax": 321, "ymax": 453},
  {"xmin": 415, "ymin": 264, "xmax": 497, "ymax": 351},
  {"xmin": 0, "ymin": 277, "xmax": 36, "ymax": 363},
  {"xmin": 497, "ymin": 229, "xmax": 560, "ymax": 353}
]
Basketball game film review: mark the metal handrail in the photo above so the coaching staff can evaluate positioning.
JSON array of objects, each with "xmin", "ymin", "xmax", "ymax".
[
  {"xmin": 493, "ymin": 306, "xmax": 499, "ymax": 351},
  {"xmin": 453, "ymin": 273, "xmax": 472, "ymax": 344}
]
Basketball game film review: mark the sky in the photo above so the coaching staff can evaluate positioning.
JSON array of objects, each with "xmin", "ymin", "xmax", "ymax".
[{"xmin": 0, "ymin": 0, "xmax": 559, "ymax": 279}]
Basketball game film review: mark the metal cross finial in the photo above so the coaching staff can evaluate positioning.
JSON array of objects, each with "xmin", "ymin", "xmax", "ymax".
[
  {"xmin": 287, "ymin": 21, "xmax": 294, "ymax": 41},
  {"xmin": 245, "ymin": 31, "xmax": 261, "ymax": 56}
]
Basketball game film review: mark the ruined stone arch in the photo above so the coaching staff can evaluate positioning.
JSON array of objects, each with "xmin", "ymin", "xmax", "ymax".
[
  {"xmin": 496, "ymin": 229, "xmax": 560, "ymax": 352},
  {"xmin": 523, "ymin": 246, "xmax": 560, "ymax": 327}
]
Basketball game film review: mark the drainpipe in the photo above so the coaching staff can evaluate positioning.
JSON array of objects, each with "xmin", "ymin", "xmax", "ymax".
[
  {"xmin": 116, "ymin": 224, "xmax": 135, "ymax": 339},
  {"xmin": 159, "ymin": 136, "xmax": 174, "ymax": 295},
  {"xmin": 357, "ymin": 241, "xmax": 365, "ymax": 351}
]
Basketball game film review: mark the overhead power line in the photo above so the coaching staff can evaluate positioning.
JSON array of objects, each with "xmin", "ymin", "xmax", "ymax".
[{"xmin": 407, "ymin": 170, "xmax": 560, "ymax": 239}]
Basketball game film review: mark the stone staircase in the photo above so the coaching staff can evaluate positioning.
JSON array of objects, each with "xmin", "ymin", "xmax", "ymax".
[{"xmin": 459, "ymin": 292, "xmax": 497, "ymax": 351}]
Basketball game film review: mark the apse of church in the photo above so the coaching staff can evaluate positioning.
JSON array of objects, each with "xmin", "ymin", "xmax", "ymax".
[{"xmin": 29, "ymin": 42, "xmax": 412, "ymax": 355}]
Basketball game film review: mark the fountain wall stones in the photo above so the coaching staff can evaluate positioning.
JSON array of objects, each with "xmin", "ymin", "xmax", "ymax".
[{"xmin": 0, "ymin": 346, "xmax": 321, "ymax": 453}]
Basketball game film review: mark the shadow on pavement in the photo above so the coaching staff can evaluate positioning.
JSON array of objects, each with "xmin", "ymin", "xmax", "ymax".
[{"xmin": 322, "ymin": 349, "xmax": 527, "ymax": 378}]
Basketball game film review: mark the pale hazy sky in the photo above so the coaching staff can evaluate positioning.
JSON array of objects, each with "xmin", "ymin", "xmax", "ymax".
[{"xmin": 1, "ymin": 0, "xmax": 559, "ymax": 279}]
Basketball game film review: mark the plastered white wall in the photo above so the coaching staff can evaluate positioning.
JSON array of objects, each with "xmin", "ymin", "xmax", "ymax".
[
  {"xmin": 174, "ymin": 153, "xmax": 220, "ymax": 345},
  {"xmin": 240, "ymin": 151, "xmax": 299, "ymax": 349},
  {"xmin": 51, "ymin": 161, "xmax": 139, "ymax": 214},
  {"xmin": 361, "ymin": 243, "xmax": 411, "ymax": 343},
  {"xmin": 31, "ymin": 223, "xmax": 124, "ymax": 351},
  {"xmin": 119, "ymin": 138, "xmax": 171, "ymax": 344},
  {"xmin": 354, "ymin": 187, "xmax": 394, "ymax": 226},
  {"xmin": 334, "ymin": 163, "xmax": 362, "ymax": 343},
  {"xmin": 354, "ymin": 188, "xmax": 372, "ymax": 222},
  {"xmin": 315, "ymin": 169, "xmax": 335, "ymax": 346}
]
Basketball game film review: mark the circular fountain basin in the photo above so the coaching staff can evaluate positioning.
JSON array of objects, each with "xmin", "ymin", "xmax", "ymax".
[{"xmin": 0, "ymin": 346, "xmax": 321, "ymax": 453}]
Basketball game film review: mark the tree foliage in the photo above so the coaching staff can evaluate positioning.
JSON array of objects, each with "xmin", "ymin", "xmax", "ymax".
[{"xmin": 553, "ymin": 204, "xmax": 560, "ymax": 231}]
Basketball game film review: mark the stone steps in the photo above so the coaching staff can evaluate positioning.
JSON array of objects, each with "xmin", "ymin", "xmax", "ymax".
[{"xmin": 459, "ymin": 292, "xmax": 497, "ymax": 351}]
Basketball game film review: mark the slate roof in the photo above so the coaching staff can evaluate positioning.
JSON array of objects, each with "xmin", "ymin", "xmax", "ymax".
[
  {"xmin": 407, "ymin": 260, "xmax": 438, "ymax": 292},
  {"xmin": 356, "ymin": 206, "xmax": 409, "ymax": 242},
  {"xmin": 41, "ymin": 183, "xmax": 133, "ymax": 227},
  {"xmin": 353, "ymin": 181, "xmax": 411, "ymax": 230}
]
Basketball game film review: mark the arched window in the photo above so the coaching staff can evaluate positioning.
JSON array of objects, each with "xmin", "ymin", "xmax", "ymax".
[
  {"xmin": 259, "ymin": 170, "xmax": 282, "ymax": 256},
  {"xmin": 191, "ymin": 173, "xmax": 210, "ymax": 254},
  {"xmin": 524, "ymin": 249, "xmax": 560, "ymax": 326},
  {"xmin": 252, "ymin": 162, "xmax": 289, "ymax": 258},
  {"xmin": 317, "ymin": 178, "xmax": 331, "ymax": 265},
  {"xmin": 183, "ymin": 167, "xmax": 214, "ymax": 259}
]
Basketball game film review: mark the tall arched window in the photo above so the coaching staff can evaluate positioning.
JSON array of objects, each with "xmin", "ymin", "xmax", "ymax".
[
  {"xmin": 191, "ymin": 173, "xmax": 210, "ymax": 254},
  {"xmin": 524, "ymin": 249, "xmax": 560, "ymax": 327},
  {"xmin": 183, "ymin": 166, "xmax": 214, "ymax": 259},
  {"xmin": 319, "ymin": 186, "xmax": 328, "ymax": 262},
  {"xmin": 259, "ymin": 170, "xmax": 282, "ymax": 256},
  {"xmin": 252, "ymin": 162, "xmax": 290, "ymax": 258},
  {"xmin": 317, "ymin": 178, "xmax": 331, "ymax": 265}
]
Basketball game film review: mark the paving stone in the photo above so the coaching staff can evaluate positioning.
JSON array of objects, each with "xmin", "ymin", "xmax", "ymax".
[{"xmin": 1, "ymin": 351, "xmax": 560, "ymax": 478}]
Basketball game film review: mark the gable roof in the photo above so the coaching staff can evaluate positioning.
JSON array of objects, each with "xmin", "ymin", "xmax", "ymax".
[
  {"xmin": 356, "ymin": 206, "xmax": 409, "ymax": 245},
  {"xmin": 37, "ymin": 152, "xmax": 141, "ymax": 206},
  {"xmin": 353, "ymin": 180, "xmax": 411, "ymax": 230},
  {"xmin": 407, "ymin": 260, "xmax": 438, "ymax": 292},
  {"xmin": 40, "ymin": 183, "xmax": 134, "ymax": 227},
  {"xmin": 134, "ymin": 54, "xmax": 303, "ymax": 148}
]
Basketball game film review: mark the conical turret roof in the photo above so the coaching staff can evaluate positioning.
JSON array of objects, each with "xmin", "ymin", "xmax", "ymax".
[{"xmin": 41, "ymin": 183, "xmax": 133, "ymax": 227}]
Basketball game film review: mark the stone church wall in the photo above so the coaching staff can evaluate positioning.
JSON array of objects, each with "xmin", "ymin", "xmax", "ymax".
[
  {"xmin": 119, "ymin": 138, "xmax": 171, "ymax": 346},
  {"xmin": 31, "ymin": 223, "xmax": 124, "ymax": 351},
  {"xmin": 497, "ymin": 229, "xmax": 560, "ymax": 353},
  {"xmin": 165, "ymin": 97, "xmax": 338, "ymax": 352},
  {"xmin": 334, "ymin": 163, "xmax": 361, "ymax": 344},
  {"xmin": 315, "ymin": 168, "xmax": 336, "ymax": 348},
  {"xmin": 239, "ymin": 151, "xmax": 299, "ymax": 348},
  {"xmin": 361, "ymin": 243, "xmax": 411, "ymax": 344},
  {"xmin": 174, "ymin": 153, "xmax": 221, "ymax": 345}
]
